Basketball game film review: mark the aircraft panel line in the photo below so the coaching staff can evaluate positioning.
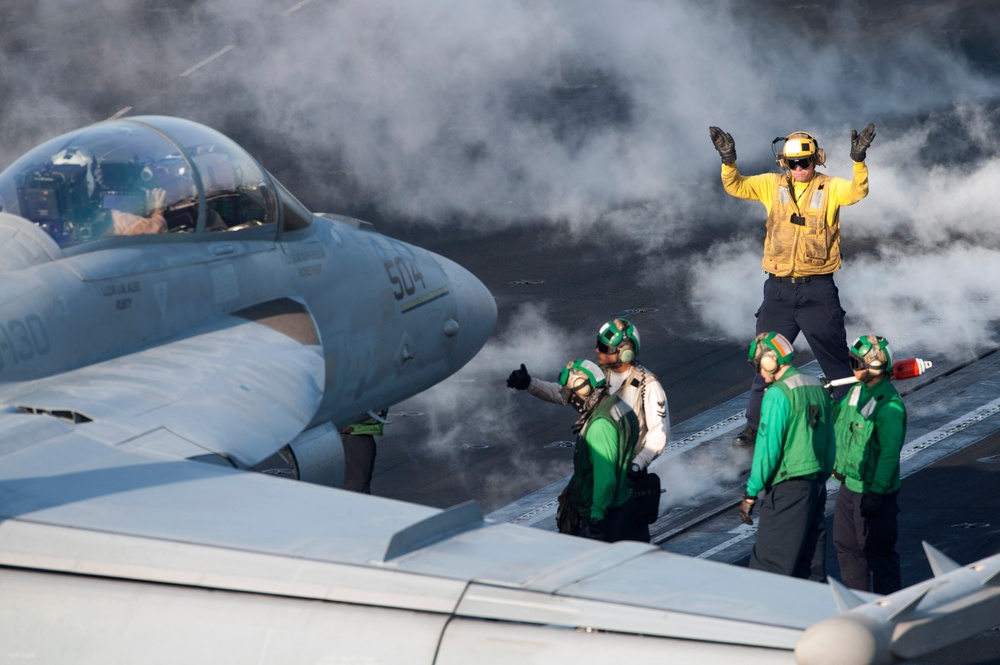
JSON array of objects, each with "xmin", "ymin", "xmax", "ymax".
[{"xmin": 401, "ymin": 286, "xmax": 451, "ymax": 313}]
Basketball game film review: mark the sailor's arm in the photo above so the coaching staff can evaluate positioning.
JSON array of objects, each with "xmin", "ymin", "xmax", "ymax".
[{"xmin": 631, "ymin": 379, "xmax": 669, "ymax": 470}]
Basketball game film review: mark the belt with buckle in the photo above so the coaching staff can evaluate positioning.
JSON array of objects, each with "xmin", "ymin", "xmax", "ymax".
[{"xmin": 767, "ymin": 273, "xmax": 832, "ymax": 284}]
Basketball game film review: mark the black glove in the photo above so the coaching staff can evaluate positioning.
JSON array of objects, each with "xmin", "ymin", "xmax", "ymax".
[
  {"xmin": 818, "ymin": 375, "xmax": 835, "ymax": 396},
  {"xmin": 709, "ymin": 126, "xmax": 737, "ymax": 165},
  {"xmin": 580, "ymin": 517, "xmax": 607, "ymax": 541},
  {"xmin": 739, "ymin": 493, "xmax": 756, "ymax": 525},
  {"xmin": 506, "ymin": 363, "xmax": 531, "ymax": 390},
  {"xmin": 627, "ymin": 461, "xmax": 646, "ymax": 483},
  {"xmin": 850, "ymin": 123, "xmax": 876, "ymax": 162},
  {"xmin": 860, "ymin": 492, "xmax": 881, "ymax": 518}
]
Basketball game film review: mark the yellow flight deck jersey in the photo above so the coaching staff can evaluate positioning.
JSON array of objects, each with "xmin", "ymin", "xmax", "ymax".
[{"xmin": 721, "ymin": 162, "xmax": 869, "ymax": 277}]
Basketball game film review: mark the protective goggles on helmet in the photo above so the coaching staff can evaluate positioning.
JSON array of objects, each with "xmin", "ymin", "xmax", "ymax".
[
  {"xmin": 786, "ymin": 157, "xmax": 813, "ymax": 170},
  {"xmin": 849, "ymin": 354, "xmax": 868, "ymax": 371},
  {"xmin": 596, "ymin": 339, "xmax": 616, "ymax": 354},
  {"xmin": 596, "ymin": 318, "xmax": 639, "ymax": 356}
]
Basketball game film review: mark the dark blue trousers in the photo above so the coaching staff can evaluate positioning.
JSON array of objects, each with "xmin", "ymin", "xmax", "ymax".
[
  {"xmin": 342, "ymin": 434, "xmax": 377, "ymax": 494},
  {"xmin": 746, "ymin": 275, "xmax": 852, "ymax": 429},
  {"xmin": 833, "ymin": 485, "xmax": 902, "ymax": 594},
  {"xmin": 749, "ymin": 477, "xmax": 828, "ymax": 581},
  {"xmin": 603, "ymin": 500, "xmax": 651, "ymax": 543}
]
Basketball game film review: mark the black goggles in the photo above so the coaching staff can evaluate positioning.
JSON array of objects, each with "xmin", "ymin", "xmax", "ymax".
[
  {"xmin": 849, "ymin": 354, "xmax": 867, "ymax": 371},
  {"xmin": 787, "ymin": 157, "xmax": 813, "ymax": 170},
  {"xmin": 596, "ymin": 339, "xmax": 616, "ymax": 354}
]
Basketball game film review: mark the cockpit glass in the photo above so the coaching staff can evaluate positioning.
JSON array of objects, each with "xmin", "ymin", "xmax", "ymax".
[
  {"xmin": 0, "ymin": 116, "xmax": 279, "ymax": 247},
  {"xmin": 152, "ymin": 117, "xmax": 277, "ymax": 234}
]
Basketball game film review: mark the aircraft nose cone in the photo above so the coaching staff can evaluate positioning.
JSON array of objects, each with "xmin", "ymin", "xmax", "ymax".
[{"xmin": 437, "ymin": 255, "xmax": 496, "ymax": 366}]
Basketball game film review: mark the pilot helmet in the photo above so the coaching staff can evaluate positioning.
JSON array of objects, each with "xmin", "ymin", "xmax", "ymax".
[{"xmin": 51, "ymin": 147, "xmax": 97, "ymax": 197}]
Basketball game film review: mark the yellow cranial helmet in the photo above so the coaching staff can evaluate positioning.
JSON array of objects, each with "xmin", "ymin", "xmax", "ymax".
[{"xmin": 779, "ymin": 131, "xmax": 826, "ymax": 168}]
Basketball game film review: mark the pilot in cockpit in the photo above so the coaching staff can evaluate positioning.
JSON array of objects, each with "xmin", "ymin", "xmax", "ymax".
[{"xmin": 49, "ymin": 147, "xmax": 167, "ymax": 238}]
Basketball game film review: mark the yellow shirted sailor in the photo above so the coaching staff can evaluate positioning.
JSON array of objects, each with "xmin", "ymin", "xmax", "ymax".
[{"xmin": 708, "ymin": 124, "xmax": 875, "ymax": 448}]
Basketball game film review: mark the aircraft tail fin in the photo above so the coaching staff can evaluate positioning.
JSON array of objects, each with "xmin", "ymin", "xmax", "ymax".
[
  {"xmin": 827, "ymin": 577, "xmax": 866, "ymax": 613},
  {"xmin": 922, "ymin": 540, "xmax": 960, "ymax": 577}
]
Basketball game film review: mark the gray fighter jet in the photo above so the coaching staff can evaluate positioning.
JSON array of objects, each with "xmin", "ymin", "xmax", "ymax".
[
  {"xmin": 0, "ymin": 115, "xmax": 496, "ymax": 485},
  {"xmin": 0, "ymin": 117, "xmax": 996, "ymax": 665}
]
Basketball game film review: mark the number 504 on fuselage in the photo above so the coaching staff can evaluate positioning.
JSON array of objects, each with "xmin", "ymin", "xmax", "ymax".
[{"xmin": 0, "ymin": 115, "xmax": 496, "ymax": 485}]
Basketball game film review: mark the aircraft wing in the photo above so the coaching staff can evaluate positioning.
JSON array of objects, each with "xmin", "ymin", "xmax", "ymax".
[
  {"xmin": 0, "ymin": 302, "xmax": 324, "ymax": 469},
  {"xmin": 6, "ymin": 430, "xmax": 995, "ymax": 665},
  {"xmin": 0, "ymin": 424, "xmax": 837, "ymax": 664}
]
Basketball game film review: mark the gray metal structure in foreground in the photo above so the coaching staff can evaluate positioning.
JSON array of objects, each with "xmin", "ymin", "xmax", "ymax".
[{"xmin": 0, "ymin": 117, "xmax": 997, "ymax": 665}]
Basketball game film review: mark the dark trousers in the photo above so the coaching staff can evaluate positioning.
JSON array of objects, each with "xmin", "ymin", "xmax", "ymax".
[
  {"xmin": 749, "ymin": 478, "xmax": 828, "ymax": 581},
  {"xmin": 833, "ymin": 485, "xmax": 902, "ymax": 594},
  {"xmin": 342, "ymin": 434, "xmax": 377, "ymax": 494},
  {"xmin": 746, "ymin": 276, "xmax": 852, "ymax": 429},
  {"xmin": 603, "ymin": 500, "xmax": 651, "ymax": 543}
]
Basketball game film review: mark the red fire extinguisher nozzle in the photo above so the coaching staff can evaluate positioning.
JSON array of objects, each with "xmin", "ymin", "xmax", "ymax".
[{"xmin": 892, "ymin": 358, "xmax": 932, "ymax": 380}]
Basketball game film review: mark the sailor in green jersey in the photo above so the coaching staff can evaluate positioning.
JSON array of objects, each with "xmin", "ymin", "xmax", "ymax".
[
  {"xmin": 555, "ymin": 358, "xmax": 646, "ymax": 543},
  {"xmin": 832, "ymin": 335, "xmax": 907, "ymax": 593},
  {"xmin": 739, "ymin": 332, "xmax": 835, "ymax": 581}
]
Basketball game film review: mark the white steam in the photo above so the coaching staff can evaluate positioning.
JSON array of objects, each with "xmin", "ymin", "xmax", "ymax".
[
  {"xmin": 387, "ymin": 302, "xmax": 586, "ymax": 504},
  {"xmin": 4, "ymin": 1, "xmax": 1000, "ymax": 509}
]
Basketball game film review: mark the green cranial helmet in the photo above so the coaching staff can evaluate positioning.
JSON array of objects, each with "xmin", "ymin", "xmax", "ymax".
[
  {"xmin": 747, "ymin": 331, "xmax": 795, "ymax": 373},
  {"xmin": 558, "ymin": 358, "xmax": 606, "ymax": 412},
  {"xmin": 596, "ymin": 318, "xmax": 640, "ymax": 364},
  {"xmin": 850, "ymin": 334, "xmax": 893, "ymax": 375}
]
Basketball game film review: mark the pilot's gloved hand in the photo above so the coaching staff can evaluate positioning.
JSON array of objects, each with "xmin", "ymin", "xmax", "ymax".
[
  {"xmin": 850, "ymin": 123, "xmax": 876, "ymax": 162},
  {"xmin": 860, "ymin": 492, "xmax": 882, "ymax": 518},
  {"xmin": 709, "ymin": 126, "xmax": 737, "ymax": 165},
  {"xmin": 506, "ymin": 363, "xmax": 531, "ymax": 390},
  {"xmin": 149, "ymin": 187, "xmax": 166, "ymax": 213},
  {"xmin": 739, "ymin": 492, "xmax": 756, "ymax": 525},
  {"xmin": 580, "ymin": 517, "xmax": 606, "ymax": 541}
]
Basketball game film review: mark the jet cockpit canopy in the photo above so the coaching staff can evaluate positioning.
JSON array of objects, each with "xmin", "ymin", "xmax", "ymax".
[{"xmin": 0, "ymin": 116, "xmax": 288, "ymax": 247}]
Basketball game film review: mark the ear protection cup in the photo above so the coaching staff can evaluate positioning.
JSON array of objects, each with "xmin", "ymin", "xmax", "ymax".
[
  {"xmin": 619, "ymin": 344, "xmax": 635, "ymax": 364},
  {"xmin": 759, "ymin": 352, "xmax": 778, "ymax": 373},
  {"xmin": 570, "ymin": 376, "xmax": 592, "ymax": 399}
]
